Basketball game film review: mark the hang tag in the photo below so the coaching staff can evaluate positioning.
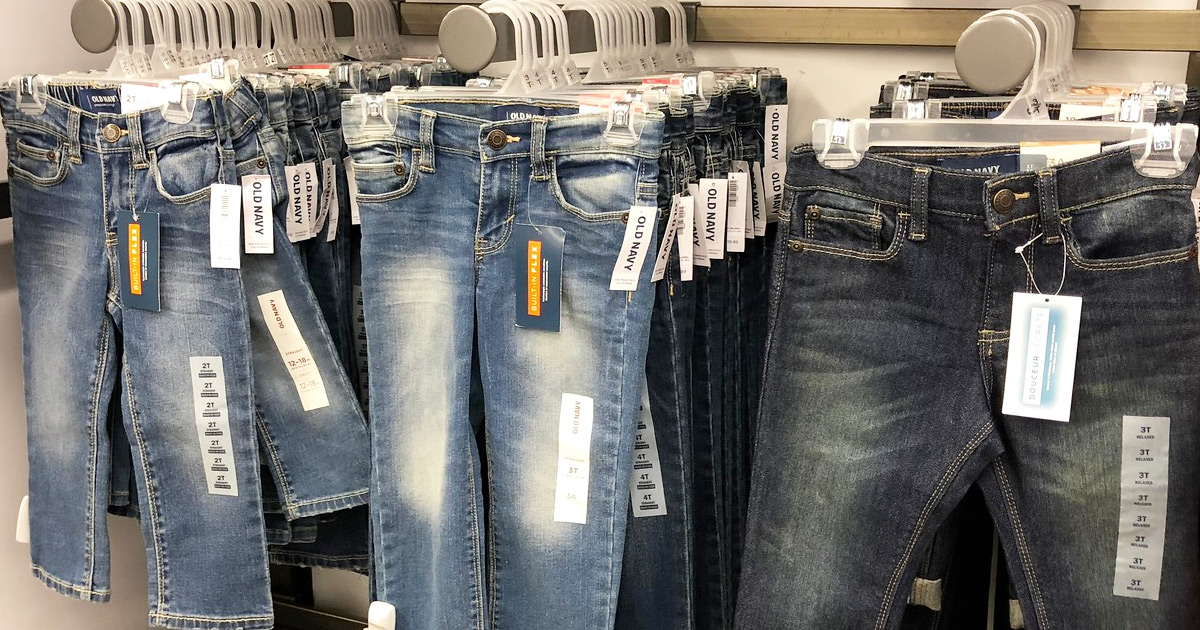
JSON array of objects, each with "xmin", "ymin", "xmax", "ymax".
[
  {"xmin": 189, "ymin": 357, "xmax": 239, "ymax": 496},
  {"xmin": 346, "ymin": 157, "xmax": 362, "ymax": 226},
  {"xmin": 699, "ymin": 179, "xmax": 729, "ymax": 260},
  {"xmin": 326, "ymin": 171, "xmax": 341, "ymax": 243},
  {"xmin": 1113, "ymin": 416, "xmax": 1169, "ymax": 601},
  {"xmin": 1001, "ymin": 293, "xmax": 1082, "ymax": 422},
  {"xmin": 351, "ymin": 285, "xmax": 369, "ymax": 408},
  {"xmin": 77, "ymin": 87, "xmax": 122, "ymax": 114},
  {"xmin": 630, "ymin": 380, "xmax": 667, "ymax": 518},
  {"xmin": 652, "ymin": 196, "xmax": 682, "ymax": 283},
  {"xmin": 762, "ymin": 162, "xmax": 787, "ymax": 223},
  {"xmin": 118, "ymin": 211, "xmax": 160, "ymax": 312},
  {"xmin": 285, "ymin": 163, "xmax": 318, "ymax": 242},
  {"xmin": 258, "ymin": 290, "xmax": 330, "ymax": 411},
  {"xmin": 209, "ymin": 184, "xmax": 242, "ymax": 269},
  {"xmin": 513, "ymin": 224, "xmax": 565, "ymax": 332},
  {"xmin": 554, "ymin": 393, "xmax": 594, "ymax": 524},
  {"xmin": 1019, "ymin": 141, "xmax": 1100, "ymax": 170},
  {"xmin": 610, "ymin": 206, "xmax": 658, "ymax": 291},
  {"xmin": 241, "ymin": 175, "xmax": 273, "ymax": 254},
  {"xmin": 313, "ymin": 158, "xmax": 336, "ymax": 238},
  {"xmin": 690, "ymin": 183, "xmax": 711, "ymax": 268},
  {"xmin": 677, "ymin": 195, "xmax": 696, "ymax": 281},
  {"xmin": 764, "ymin": 104, "xmax": 789, "ymax": 166},
  {"xmin": 751, "ymin": 162, "xmax": 768, "ymax": 237},
  {"xmin": 726, "ymin": 171, "xmax": 749, "ymax": 253}
]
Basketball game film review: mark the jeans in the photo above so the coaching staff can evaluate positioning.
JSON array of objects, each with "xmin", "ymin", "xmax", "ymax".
[
  {"xmin": 737, "ymin": 145, "xmax": 1200, "ymax": 629},
  {"xmin": 2, "ymin": 84, "xmax": 273, "ymax": 629},
  {"xmin": 344, "ymin": 96, "xmax": 664, "ymax": 630}
]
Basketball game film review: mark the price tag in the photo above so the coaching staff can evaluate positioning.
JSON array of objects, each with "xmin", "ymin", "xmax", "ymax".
[
  {"xmin": 1001, "ymin": 293, "xmax": 1082, "ymax": 422},
  {"xmin": 751, "ymin": 162, "xmax": 768, "ymax": 237},
  {"xmin": 630, "ymin": 380, "xmax": 667, "ymax": 518},
  {"xmin": 346, "ymin": 157, "xmax": 361, "ymax": 225},
  {"xmin": 554, "ymin": 393, "xmax": 594, "ymax": 524},
  {"xmin": 285, "ymin": 163, "xmax": 318, "ymax": 242},
  {"xmin": 241, "ymin": 175, "xmax": 273, "ymax": 254},
  {"xmin": 652, "ymin": 195, "xmax": 681, "ymax": 283},
  {"xmin": 1113, "ymin": 416, "xmax": 1169, "ymax": 601},
  {"xmin": 210, "ymin": 184, "xmax": 242, "ymax": 269},
  {"xmin": 677, "ymin": 195, "xmax": 695, "ymax": 281},
  {"xmin": 726, "ymin": 170, "xmax": 749, "ymax": 253},
  {"xmin": 189, "ymin": 357, "xmax": 239, "ymax": 496},
  {"xmin": 610, "ymin": 206, "xmax": 658, "ymax": 291},
  {"xmin": 257, "ymin": 290, "xmax": 330, "ymax": 411},
  {"xmin": 118, "ymin": 211, "xmax": 160, "ymax": 312}
]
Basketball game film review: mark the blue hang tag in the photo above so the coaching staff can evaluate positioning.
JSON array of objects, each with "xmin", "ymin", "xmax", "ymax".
[
  {"xmin": 77, "ymin": 88, "xmax": 122, "ymax": 115},
  {"xmin": 513, "ymin": 224, "xmax": 565, "ymax": 332},
  {"xmin": 118, "ymin": 211, "xmax": 161, "ymax": 312},
  {"xmin": 1002, "ymin": 292, "xmax": 1082, "ymax": 422}
]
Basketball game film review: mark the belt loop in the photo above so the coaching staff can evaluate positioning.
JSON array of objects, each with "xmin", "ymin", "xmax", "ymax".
[
  {"xmin": 67, "ymin": 109, "xmax": 82, "ymax": 164},
  {"xmin": 1037, "ymin": 170, "xmax": 1062, "ymax": 244},
  {"xmin": 418, "ymin": 110, "xmax": 436, "ymax": 173},
  {"xmin": 531, "ymin": 118, "xmax": 550, "ymax": 181},
  {"xmin": 908, "ymin": 166, "xmax": 931, "ymax": 241},
  {"xmin": 128, "ymin": 116, "xmax": 148, "ymax": 168}
]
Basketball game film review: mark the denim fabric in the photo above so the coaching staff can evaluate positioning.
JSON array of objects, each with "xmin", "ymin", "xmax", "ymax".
[
  {"xmin": 270, "ymin": 505, "xmax": 371, "ymax": 574},
  {"xmin": 224, "ymin": 82, "xmax": 371, "ymax": 519},
  {"xmin": 737, "ymin": 145, "xmax": 1200, "ymax": 629},
  {"xmin": 2, "ymin": 84, "xmax": 272, "ymax": 629},
  {"xmin": 344, "ymin": 97, "xmax": 664, "ymax": 630}
]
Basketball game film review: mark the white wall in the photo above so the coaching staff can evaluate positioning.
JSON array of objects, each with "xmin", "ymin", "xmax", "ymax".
[{"xmin": 0, "ymin": 1, "xmax": 1190, "ymax": 628}]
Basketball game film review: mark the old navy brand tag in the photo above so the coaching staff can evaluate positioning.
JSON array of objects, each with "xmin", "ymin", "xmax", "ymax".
[
  {"xmin": 762, "ymin": 162, "xmax": 787, "ymax": 223},
  {"xmin": 1001, "ymin": 293, "xmax": 1082, "ymax": 422},
  {"xmin": 209, "ymin": 184, "xmax": 242, "ymax": 269},
  {"xmin": 313, "ymin": 158, "xmax": 336, "ymax": 238},
  {"xmin": 937, "ymin": 154, "xmax": 1021, "ymax": 175},
  {"xmin": 764, "ymin": 104, "xmax": 788, "ymax": 166},
  {"xmin": 241, "ymin": 175, "xmax": 274, "ymax": 254},
  {"xmin": 752, "ymin": 162, "xmax": 768, "ymax": 237},
  {"xmin": 258, "ymin": 290, "xmax": 330, "ymax": 411},
  {"xmin": 630, "ymin": 379, "xmax": 667, "ymax": 517},
  {"xmin": 1113, "ymin": 416, "xmax": 1169, "ymax": 601},
  {"xmin": 652, "ymin": 195, "xmax": 682, "ymax": 283},
  {"xmin": 726, "ymin": 171, "xmax": 749, "ymax": 253},
  {"xmin": 190, "ymin": 357, "xmax": 239, "ymax": 496},
  {"xmin": 77, "ymin": 88, "xmax": 122, "ymax": 114},
  {"xmin": 610, "ymin": 206, "xmax": 658, "ymax": 291},
  {"xmin": 513, "ymin": 224, "xmax": 565, "ymax": 332},
  {"xmin": 118, "ymin": 211, "xmax": 161, "ymax": 312},
  {"xmin": 689, "ymin": 184, "xmax": 711, "ymax": 268},
  {"xmin": 700, "ymin": 179, "xmax": 729, "ymax": 260},
  {"xmin": 492, "ymin": 104, "xmax": 551, "ymax": 121},
  {"xmin": 286, "ymin": 163, "xmax": 318, "ymax": 241},
  {"xmin": 346, "ymin": 157, "xmax": 362, "ymax": 226},
  {"xmin": 554, "ymin": 393, "xmax": 594, "ymax": 524}
]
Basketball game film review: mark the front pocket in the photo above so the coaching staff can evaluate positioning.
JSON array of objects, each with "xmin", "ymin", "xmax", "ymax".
[
  {"xmin": 549, "ymin": 152, "xmax": 643, "ymax": 223},
  {"xmin": 349, "ymin": 143, "xmax": 419, "ymax": 202},
  {"xmin": 149, "ymin": 136, "xmax": 223, "ymax": 204},
  {"xmin": 1062, "ymin": 188, "xmax": 1197, "ymax": 270},
  {"xmin": 8, "ymin": 136, "xmax": 69, "ymax": 187}
]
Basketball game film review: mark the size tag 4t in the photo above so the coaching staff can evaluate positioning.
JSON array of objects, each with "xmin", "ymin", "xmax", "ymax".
[
  {"xmin": 118, "ymin": 211, "xmax": 160, "ymax": 312},
  {"xmin": 630, "ymin": 380, "xmax": 667, "ymax": 517},
  {"xmin": 1001, "ymin": 293, "xmax": 1082, "ymax": 422},
  {"xmin": 241, "ymin": 175, "xmax": 273, "ymax": 254},
  {"xmin": 610, "ymin": 206, "xmax": 658, "ymax": 291},
  {"xmin": 554, "ymin": 393, "xmax": 594, "ymax": 524},
  {"xmin": 514, "ymin": 224, "xmax": 565, "ymax": 332},
  {"xmin": 210, "ymin": 184, "xmax": 242, "ymax": 268}
]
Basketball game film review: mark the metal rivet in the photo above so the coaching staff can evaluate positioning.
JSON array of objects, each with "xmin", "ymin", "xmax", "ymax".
[
  {"xmin": 992, "ymin": 188, "xmax": 1016, "ymax": 214},
  {"xmin": 806, "ymin": 206, "xmax": 821, "ymax": 220},
  {"xmin": 394, "ymin": 162, "xmax": 406, "ymax": 176},
  {"xmin": 46, "ymin": 151, "xmax": 57, "ymax": 162},
  {"xmin": 102, "ymin": 123, "xmax": 122, "ymax": 143},
  {"xmin": 256, "ymin": 158, "xmax": 268, "ymax": 169},
  {"xmin": 486, "ymin": 129, "xmax": 508, "ymax": 150},
  {"xmin": 788, "ymin": 241, "xmax": 803, "ymax": 252},
  {"xmin": 621, "ymin": 211, "xmax": 630, "ymax": 223}
]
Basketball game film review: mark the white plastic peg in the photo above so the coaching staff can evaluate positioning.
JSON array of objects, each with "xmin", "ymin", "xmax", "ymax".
[
  {"xmin": 16, "ymin": 496, "xmax": 30, "ymax": 544},
  {"xmin": 364, "ymin": 601, "xmax": 396, "ymax": 630}
]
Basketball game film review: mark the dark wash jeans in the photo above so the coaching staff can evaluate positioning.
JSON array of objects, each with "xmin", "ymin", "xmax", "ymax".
[{"xmin": 738, "ymin": 146, "xmax": 1200, "ymax": 630}]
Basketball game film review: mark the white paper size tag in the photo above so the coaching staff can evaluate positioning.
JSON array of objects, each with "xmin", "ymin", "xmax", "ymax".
[
  {"xmin": 258, "ymin": 290, "xmax": 330, "ymax": 411},
  {"xmin": 326, "ymin": 170, "xmax": 341, "ymax": 243},
  {"xmin": 241, "ymin": 175, "xmax": 274, "ymax": 254},
  {"xmin": 1019, "ymin": 141, "xmax": 1100, "ymax": 170},
  {"xmin": 209, "ymin": 184, "xmax": 242, "ymax": 269},
  {"xmin": 763, "ymin": 162, "xmax": 787, "ymax": 223},
  {"xmin": 1001, "ymin": 293, "xmax": 1082, "ymax": 422},
  {"xmin": 554, "ymin": 393, "xmax": 594, "ymax": 524},
  {"xmin": 286, "ymin": 164, "xmax": 317, "ymax": 242},
  {"xmin": 630, "ymin": 380, "xmax": 667, "ymax": 517},
  {"xmin": 312, "ymin": 158, "xmax": 336, "ymax": 238},
  {"xmin": 120, "ymin": 83, "xmax": 170, "ymax": 113},
  {"xmin": 351, "ymin": 285, "xmax": 369, "ymax": 408},
  {"xmin": 1113, "ymin": 416, "xmax": 1169, "ymax": 601},
  {"xmin": 752, "ymin": 162, "xmax": 768, "ymax": 237},
  {"xmin": 652, "ymin": 195, "xmax": 682, "ymax": 283},
  {"xmin": 726, "ymin": 171, "xmax": 749, "ymax": 253},
  {"xmin": 346, "ymin": 157, "xmax": 362, "ymax": 226},
  {"xmin": 677, "ymin": 195, "xmax": 696, "ymax": 281},
  {"xmin": 1058, "ymin": 103, "xmax": 1117, "ymax": 121},
  {"xmin": 189, "ymin": 357, "xmax": 239, "ymax": 496},
  {"xmin": 610, "ymin": 206, "xmax": 658, "ymax": 291},
  {"xmin": 764, "ymin": 104, "xmax": 789, "ymax": 166},
  {"xmin": 699, "ymin": 178, "xmax": 728, "ymax": 260}
]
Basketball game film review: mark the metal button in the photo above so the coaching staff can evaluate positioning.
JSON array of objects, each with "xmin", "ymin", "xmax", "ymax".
[
  {"xmin": 992, "ymin": 188, "xmax": 1016, "ymax": 214},
  {"xmin": 102, "ymin": 123, "xmax": 122, "ymax": 143},
  {"xmin": 486, "ymin": 129, "xmax": 508, "ymax": 150},
  {"xmin": 788, "ymin": 241, "xmax": 803, "ymax": 252},
  {"xmin": 394, "ymin": 162, "xmax": 406, "ymax": 176},
  {"xmin": 256, "ymin": 158, "xmax": 268, "ymax": 169}
]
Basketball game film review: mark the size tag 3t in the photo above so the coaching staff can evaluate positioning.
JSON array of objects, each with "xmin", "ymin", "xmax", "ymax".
[
  {"xmin": 514, "ymin": 224, "xmax": 565, "ymax": 332},
  {"xmin": 554, "ymin": 393, "xmax": 594, "ymax": 524},
  {"xmin": 1002, "ymin": 293, "xmax": 1082, "ymax": 422},
  {"xmin": 118, "ymin": 211, "xmax": 160, "ymax": 312}
]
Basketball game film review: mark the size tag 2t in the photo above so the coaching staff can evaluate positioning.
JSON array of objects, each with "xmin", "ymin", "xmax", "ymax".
[
  {"xmin": 210, "ymin": 184, "xmax": 242, "ymax": 269},
  {"xmin": 118, "ymin": 211, "xmax": 160, "ymax": 312},
  {"xmin": 258, "ymin": 290, "xmax": 330, "ymax": 411},
  {"xmin": 189, "ymin": 356, "xmax": 239, "ymax": 496},
  {"xmin": 1001, "ymin": 293, "xmax": 1082, "ymax": 422},
  {"xmin": 241, "ymin": 175, "xmax": 273, "ymax": 254},
  {"xmin": 610, "ymin": 206, "xmax": 658, "ymax": 291},
  {"xmin": 513, "ymin": 224, "xmax": 565, "ymax": 332},
  {"xmin": 630, "ymin": 379, "xmax": 667, "ymax": 517},
  {"xmin": 1113, "ymin": 416, "xmax": 1169, "ymax": 601},
  {"xmin": 554, "ymin": 393, "xmax": 594, "ymax": 524}
]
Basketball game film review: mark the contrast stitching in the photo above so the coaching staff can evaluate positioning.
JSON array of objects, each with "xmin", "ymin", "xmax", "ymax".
[
  {"xmin": 994, "ymin": 462, "xmax": 1050, "ymax": 628},
  {"xmin": 32, "ymin": 565, "xmax": 111, "ymax": 595},
  {"xmin": 123, "ymin": 360, "xmax": 167, "ymax": 613},
  {"xmin": 1064, "ymin": 243, "xmax": 1194, "ymax": 270},
  {"xmin": 1061, "ymin": 184, "xmax": 1194, "ymax": 214}
]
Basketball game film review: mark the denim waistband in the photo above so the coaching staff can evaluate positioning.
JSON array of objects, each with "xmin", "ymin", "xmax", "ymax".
[
  {"xmin": 255, "ymin": 84, "xmax": 292, "ymax": 129},
  {"xmin": 0, "ymin": 82, "xmax": 228, "ymax": 155},
  {"xmin": 344, "ymin": 98, "xmax": 665, "ymax": 160},
  {"xmin": 224, "ymin": 80, "xmax": 268, "ymax": 141},
  {"xmin": 694, "ymin": 91, "xmax": 729, "ymax": 133},
  {"xmin": 288, "ymin": 84, "xmax": 322, "ymax": 125},
  {"xmin": 786, "ymin": 145, "xmax": 1200, "ymax": 231}
]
